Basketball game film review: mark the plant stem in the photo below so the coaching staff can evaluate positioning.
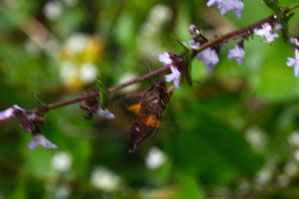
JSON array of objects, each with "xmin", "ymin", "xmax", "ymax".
[{"xmin": 0, "ymin": 2, "xmax": 298, "ymax": 124}]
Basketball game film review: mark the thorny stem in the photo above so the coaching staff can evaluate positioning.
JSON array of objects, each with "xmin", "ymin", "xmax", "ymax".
[{"xmin": 0, "ymin": 3, "xmax": 298, "ymax": 124}]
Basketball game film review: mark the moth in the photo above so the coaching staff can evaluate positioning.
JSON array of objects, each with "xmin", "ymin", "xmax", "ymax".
[{"xmin": 128, "ymin": 79, "xmax": 173, "ymax": 153}]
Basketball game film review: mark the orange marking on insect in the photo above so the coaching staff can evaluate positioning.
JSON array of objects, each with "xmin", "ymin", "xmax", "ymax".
[
  {"xmin": 145, "ymin": 115, "xmax": 160, "ymax": 128},
  {"xmin": 127, "ymin": 103, "xmax": 141, "ymax": 115}
]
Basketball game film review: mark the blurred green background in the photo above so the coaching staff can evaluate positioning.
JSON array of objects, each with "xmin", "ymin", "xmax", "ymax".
[{"xmin": 0, "ymin": 0, "xmax": 299, "ymax": 198}]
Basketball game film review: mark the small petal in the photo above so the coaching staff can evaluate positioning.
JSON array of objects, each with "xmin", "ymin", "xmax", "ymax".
[
  {"xmin": 189, "ymin": 24, "xmax": 200, "ymax": 35},
  {"xmin": 287, "ymin": 58, "xmax": 296, "ymax": 67},
  {"xmin": 275, "ymin": 23, "xmax": 282, "ymax": 30},
  {"xmin": 207, "ymin": 0, "xmax": 218, "ymax": 7},
  {"xmin": 286, "ymin": 49, "xmax": 299, "ymax": 77},
  {"xmin": 189, "ymin": 38, "xmax": 200, "ymax": 50},
  {"xmin": 296, "ymin": 48, "xmax": 299, "ymax": 59},
  {"xmin": 97, "ymin": 108, "xmax": 115, "ymax": 119},
  {"xmin": 197, "ymin": 48, "xmax": 219, "ymax": 74},
  {"xmin": 164, "ymin": 65, "xmax": 181, "ymax": 89},
  {"xmin": 290, "ymin": 37, "xmax": 299, "ymax": 47},
  {"xmin": 0, "ymin": 105, "xmax": 24, "ymax": 120},
  {"xmin": 28, "ymin": 134, "xmax": 57, "ymax": 151},
  {"xmin": 0, "ymin": 107, "xmax": 14, "ymax": 120},
  {"xmin": 227, "ymin": 43, "xmax": 245, "ymax": 65},
  {"xmin": 158, "ymin": 52, "xmax": 172, "ymax": 65}
]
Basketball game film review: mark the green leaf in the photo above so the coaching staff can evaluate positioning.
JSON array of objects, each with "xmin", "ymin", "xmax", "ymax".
[
  {"xmin": 171, "ymin": 35, "xmax": 190, "ymax": 50},
  {"xmin": 169, "ymin": 101, "xmax": 263, "ymax": 186},
  {"xmin": 172, "ymin": 172, "xmax": 205, "ymax": 199},
  {"xmin": 96, "ymin": 78, "xmax": 109, "ymax": 109},
  {"xmin": 171, "ymin": 35, "xmax": 194, "ymax": 87},
  {"xmin": 182, "ymin": 50, "xmax": 193, "ymax": 87},
  {"xmin": 32, "ymin": 92, "xmax": 45, "ymax": 106}
]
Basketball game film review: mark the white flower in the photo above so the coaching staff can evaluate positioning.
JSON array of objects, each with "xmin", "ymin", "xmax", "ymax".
[
  {"xmin": 294, "ymin": 149, "xmax": 299, "ymax": 162},
  {"xmin": 255, "ymin": 168, "xmax": 272, "ymax": 185},
  {"xmin": 90, "ymin": 166, "xmax": 121, "ymax": 191},
  {"xmin": 55, "ymin": 184, "xmax": 71, "ymax": 199},
  {"xmin": 51, "ymin": 152, "xmax": 72, "ymax": 172},
  {"xmin": 28, "ymin": 134, "xmax": 58, "ymax": 151},
  {"xmin": 65, "ymin": 33, "xmax": 88, "ymax": 55},
  {"xmin": 287, "ymin": 48, "xmax": 299, "ymax": 77},
  {"xmin": 284, "ymin": 162, "xmax": 298, "ymax": 176},
  {"xmin": 149, "ymin": 4, "xmax": 172, "ymax": 25},
  {"xmin": 165, "ymin": 65, "xmax": 181, "ymax": 89},
  {"xmin": 146, "ymin": 147, "xmax": 167, "ymax": 169},
  {"xmin": 197, "ymin": 48, "xmax": 219, "ymax": 74},
  {"xmin": 44, "ymin": 1, "xmax": 62, "ymax": 20},
  {"xmin": 227, "ymin": 43, "xmax": 245, "ymax": 65},
  {"xmin": 79, "ymin": 62, "xmax": 98, "ymax": 83},
  {"xmin": 60, "ymin": 61, "xmax": 77, "ymax": 81},
  {"xmin": 288, "ymin": 131, "xmax": 299, "ymax": 146},
  {"xmin": 189, "ymin": 38, "xmax": 200, "ymax": 50},
  {"xmin": 97, "ymin": 108, "xmax": 115, "ymax": 119},
  {"xmin": 245, "ymin": 126, "xmax": 267, "ymax": 152},
  {"xmin": 158, "ymin": 52, "xmax": 173, "ymax": 65},
  {"xmin": 207, "ymin": 0, "xmax": 244, "ymax": 19},
  {"xmin": 254, "ymin": 23, "xmax": 279, "ymax": 43}
]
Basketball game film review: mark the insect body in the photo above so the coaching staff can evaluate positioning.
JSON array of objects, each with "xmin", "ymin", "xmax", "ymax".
[{"xmin": 128, "ymin": 79, "xmax": 172, "ymax": 153}]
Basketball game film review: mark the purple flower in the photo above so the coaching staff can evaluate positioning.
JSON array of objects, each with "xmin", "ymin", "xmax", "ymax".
[
  {"xmin": 197, "ymin": 48, "xmax": 219, "ymax": 74},
  {"xmin": 28, "ymin": 133, "xmax": 58, "ymax": 151},
  {"xmin": 290, "ymin": 37, "xmax": 299, "ymax": 47},
  {"xmin": 254, "ymin": 23, "xmax": 279, "ymax": 43},
  {"xmin": 158, "ymin": 52, "xmax": 182, "ymax": 89},
  {"xmin": 11, "ymin": 107, "xmax": 58, "ymax": 151},
  {"xmin": 287, "ymin": 48, "xmax": 299, "ymax": 77},
  {"xmin": 158, "ymin": 51, "xmax": 173, "ymax": 65},
  {"xmin": 227, "ymin": 41, "xmax": 245, "ymax": 65},
  {"xmin": 189, "ymin": 38, "xmax": 200, "ymax": 50},
  {"xmin": 275, "ymin": 23, "xmax": 282, "ymax": 30},
  {"xmin": 207, "ymin": 0, "xmax": 245, "ymax": 19},
  {"xmin": 165, "ymin": 65, "xmax": 181, "ymax": 89}
]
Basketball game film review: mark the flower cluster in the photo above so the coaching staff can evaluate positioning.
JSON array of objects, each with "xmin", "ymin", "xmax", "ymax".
[
  {"xmin": 0, "ymin": 105, "xmax": 57, "ymax": 151},
  {"xmin": 159, "ymin": 16, "xmax": 287, "ymax": 86},
  {"xmin": 59, "ymin": 34, "xmax": 102, "ymax": 91},
  {"xmin": 207, "ymin": 0, "xmax": 245, "ymax": 19},
  {"xmin": 188, "ymin": 24, "xmax": 208, "ymax": 51},
  {"xmin": 287, "ymin": 37, "xmax": 299, "ymax": 77},
  {"xmin": 254, "ymin": 22, "xmax": 280, "ymax": 43},
  {"xmin": 158, "ymin": 52, "xmax": 183, "ymax": 89}
]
